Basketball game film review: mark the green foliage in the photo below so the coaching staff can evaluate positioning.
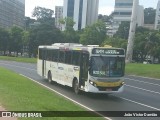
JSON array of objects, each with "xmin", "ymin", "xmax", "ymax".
[
  {"xmin": 98, "ymin": 14, "xmax": 113, "ymax": 22},
  {"xmin": 0, "ymin": 28, "xmax": 10, "ymax": 55},
  {"xmin": 32, "ymin": 6, "xmax": 54, "ymax": 20},
  {"xmin": 114, "ymin": 21, "xmax": 130, "ymax": 40},
  {"xmin": 103, "ymin": 37, "xmax": 127, "ymax": 49},
  {"xmin": 9, "ymin": 26, "xmax": 23, "ymax": 56},
  {"xmin": 133, "ymin": 27, "xmax": 160, "ymax": 63},
  {"xmin": 22, "ymin": 31, "xmax": 29, "ymax": 46},
  {"xmin": 80, "ymin": 20, "xmax": 107, "ymax": 45},
  {"xmin": 28, "ymin": 24, "xmax": 64, "ymax": 57},
  {"xmin": 32, "ymin": 6, "xmax": 55, "ymax": 25},
  {"xmin": 59, "ymin": 17, "xmax": 79, "ymax": 43},
  {"xmin": 24, "ymin": 17, "xmax": 36, "ymax": 30},
  {"xmin": 144, "ymin": 8, "xmax": 156, "ymax": 24},
  {"xmin": 63, "ymin": 17, "xmax": 75, "ymax": 31},
  {"xmin": 133, "ymin": 31, "xmax": 149, "ymax": 62}
]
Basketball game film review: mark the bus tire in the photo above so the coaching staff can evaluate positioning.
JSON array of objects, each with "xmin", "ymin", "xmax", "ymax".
[
  {"xmin": 48, "ymin": 71, "xmax": 52, "ymax": 83},
  {"xmin": 73, "ymin": 79, "xmax": 80, "ymax": 94}
]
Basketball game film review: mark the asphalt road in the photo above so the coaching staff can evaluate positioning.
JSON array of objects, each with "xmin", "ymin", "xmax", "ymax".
[{"xmin": 0, "ymin": 60, "xmax": 160, "ymax": 120}]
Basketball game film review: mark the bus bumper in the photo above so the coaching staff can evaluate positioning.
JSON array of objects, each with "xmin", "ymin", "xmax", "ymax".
[{"xmin": 85, "ymin": 84, "xmax": 124, "ymax": 93}]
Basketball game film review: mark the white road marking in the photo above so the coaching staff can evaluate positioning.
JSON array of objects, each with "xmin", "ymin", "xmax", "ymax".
[
  {"xmin": 20, "ymin": 74, "xmax": 112, "ymax": 120},
  {"xmin": 125, "ymin": 84, "xmax": 160, "ymax": 95},
  {"xmin": 119, "ymin": 97, "xmax": 160, "ymax": 111},
  {"xmin": 128, "ymin": 75, "xmax": 160, "ymax": 81},
  {"xmin": 125, "ymin": 78, "xmax": 160, "ymax": 87},
  {"xmin": 0, "ymin": 63, "xmax": 36, "ymax": 71}
]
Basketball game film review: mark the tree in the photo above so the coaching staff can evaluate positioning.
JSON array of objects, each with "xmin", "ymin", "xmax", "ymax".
[
  {"xmin": 24, "ymin": 17, "xmax": 36, "ymax": 30},
  {"xmin": 59, "ymin": 17, "xmax": 79, "ymax": 43},
  {"xmin": 98, "ymin": 14, "xmax": 111, "ymax": 22},
  {"xmin": 114, "ymin": 21, "xmax": 130, "ymax": 39},
  {"xmin": 133, "ymin": 32, "xmax": 149, "ymax": 62},
  {"xmin": 80, "ymin": 20, "xmax": 107, "ymax": 45},
  {"xmin": 144, "ymin": 8, "xmax": 156, "ymax": 24},
  {"xmin": 22, "ymin": 31, "xmax": 30, "ymax": 55},
  {"xmin": 32, "ymin": 6, "xmax": 55, "ymax": 25},
  {"xmin": 132, "ymin": 26, "xmax": 160, "ymax": 63},
  {"xmin": 145, "ymin": 31, "xmax": 160, "ymax": 63},
  {"xmin": 102, "ymin": 37, "xmax": 127, "ymax": 49},
  {"xmin": 0, "ymin": 28, "xmax": 10, "ymax": 55},
  {"xmin": 9, "ymin": 26, "xmax": 23, "ymax": 56},
  {"xmin": 28, "ymin": 24, "xmax": 63, "ymax": 57},
  {"xmin": 32, "ymin": 6, "xmax": 54, "ymax": 20}
]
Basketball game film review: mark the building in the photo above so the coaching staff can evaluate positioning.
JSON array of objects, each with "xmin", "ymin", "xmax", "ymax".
[
  {"xmin": 0, "ymin": 0, "xmax": 25, "ymax": 28},
  {"xmin": 55, "ymin": 6, "xmax": 63, "ymax": 30},
  {"xmin": 155, "ymin": 0, "xmax": 160, "ymax": 30},
  {"xmin": 143, "ymin": 24, "xmax": 155, "ymax": 30},
  {"xmin": 63, "ymin": 0, "xmax": 99, "ymax": 30},
  {"xmin": 111, "ymin": 0, "xmax": 144, "ymax": 35}
]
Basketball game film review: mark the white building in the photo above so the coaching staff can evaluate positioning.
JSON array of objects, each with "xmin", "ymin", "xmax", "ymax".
[
  {"xmin": 55, "ymin": 6, "xmax": 63, "ymax": 30},
  {"xmin": 63, "ymin": 0, "xmax": 99, "ymax": 30},
  {"xmin": 155, "ymin": 0, "xmax": 160, "ymax": 30},
  {"xmin": 111, "ymin": 0, "xmax": 144, "ymax": 35}
]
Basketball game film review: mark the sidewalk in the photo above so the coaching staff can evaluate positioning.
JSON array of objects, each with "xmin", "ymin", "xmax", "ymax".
[{"xmin": 0, "ymin": 105, "xmax": 17, "ymax": 120}]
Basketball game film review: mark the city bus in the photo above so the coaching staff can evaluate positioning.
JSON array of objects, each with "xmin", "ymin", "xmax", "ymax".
[{"xmin": 37, "ymin": 43, "xmax": 125, "ymax": 94}]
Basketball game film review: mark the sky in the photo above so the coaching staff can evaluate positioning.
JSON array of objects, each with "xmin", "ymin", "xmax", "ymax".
[{"xmin": 25, "ymin": 0, "xmax": 159, "ymax": 18}]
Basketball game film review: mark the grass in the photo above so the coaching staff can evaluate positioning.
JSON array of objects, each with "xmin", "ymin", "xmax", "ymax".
[
  {"xmin": 125, "ymin": 63, "xmax": 160, "ymax": 79},
  {"xmin": 0, "ymin": 56, "xmax": 36, "ymax": 63},
  {"xmin": 0, "ymin": 67, "xmax": 102, "ymax": 120}
]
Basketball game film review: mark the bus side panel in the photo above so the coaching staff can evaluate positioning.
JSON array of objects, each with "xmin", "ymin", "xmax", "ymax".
[
  {"xmin": 56, "ymin": 63, "xmax": 80, "ymax": 86},
  {"xmin": 51, "ymin": 62, "xmax": 59, "ymax": 82},
  {"xmin": 37, "ymin": 59, "xmax": 43, "ymax": 76}
]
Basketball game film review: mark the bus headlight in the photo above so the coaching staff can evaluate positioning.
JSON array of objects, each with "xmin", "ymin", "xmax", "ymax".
[
  {"xmin": 121, "ymin": 81, "xmax": 125, "ymax": 85},
  {"xmin": 89, "ymin": 80, "xmax": 97, "ymax": 87}
]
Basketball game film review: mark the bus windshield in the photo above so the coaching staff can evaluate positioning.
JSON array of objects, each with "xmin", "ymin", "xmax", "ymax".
[{"xmin": 90, "ymin": 56, "xmax": 125, "ymax": 77}]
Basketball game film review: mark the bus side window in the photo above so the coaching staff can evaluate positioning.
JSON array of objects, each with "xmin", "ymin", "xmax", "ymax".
[
  {"xmin": 52, "ymin": 49, "xmax": 58, "ymax": 62},
  {"xmin": 44, "ymin": 49, "xmax": 47, "ymax": 60},
  {"xmin": 65, "ymin": 51, "xmax": 72, "ymax": 64},
  {"xmin": 72, "ymin": 51, "xmax": 80, "ymax": 66},
  {"xmin": 47, "ymin": 50, "xmax": 52, "ymax": 61},
  {"xmin": 39, "ymin": 48, "xmax": 42, "ymax": 59},
  {"xmin": 59, "ymin": 51, "xmax": 65, "ymax": 63}
]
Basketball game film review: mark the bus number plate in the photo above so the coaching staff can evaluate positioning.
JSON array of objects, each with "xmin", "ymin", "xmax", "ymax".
[{"xmin": 106, "ymin": 88, "xmax": 112, "ymax": 91}]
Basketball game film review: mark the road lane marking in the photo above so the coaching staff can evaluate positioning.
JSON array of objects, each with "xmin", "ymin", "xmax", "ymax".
[
  {"xmin": 128, "ymin": 75, "xmax": 160, "ymax": 81},
  {"xmin": 125, "ymin": 78, "xmax": 160, "ymax": 87},
  {"xmin": 125, "ymin": 84, "xmax": 160, "ymax": 95},
  {"xmin": 0, "ymin": 63, "xmax": 36, "ymax": 71},
  {"xmin": 119, "ymin": 97, "xmax": 160, "ymax": 111},
  {"xmin": 20, "ymin": 74, "xmax": 112, "ymax": 120}
]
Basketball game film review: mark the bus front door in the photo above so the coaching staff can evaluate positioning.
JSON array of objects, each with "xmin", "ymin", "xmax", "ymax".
[{"xmin": 80, "ymin": 52, "xmax": 89, "ymax": 87}]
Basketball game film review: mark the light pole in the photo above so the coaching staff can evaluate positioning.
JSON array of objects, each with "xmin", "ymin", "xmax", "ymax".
[{"xmin": 126, "ymin": 0, "xmax": 138, "ymax": 63}]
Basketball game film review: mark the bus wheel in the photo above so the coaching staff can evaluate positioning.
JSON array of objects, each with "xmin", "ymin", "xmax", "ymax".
[
  {"xmin": 48, "ymin": 71, "xmax": 52, "ymax": 83},
  {"xmin": 73, "ymin": 80, "xmax": 79, "ymax": 94}
]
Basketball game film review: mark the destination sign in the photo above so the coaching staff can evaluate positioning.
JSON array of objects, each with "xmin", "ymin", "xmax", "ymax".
[{"xmin": 92, "ymin": 48, "xmax": 125, "ymax": 55}]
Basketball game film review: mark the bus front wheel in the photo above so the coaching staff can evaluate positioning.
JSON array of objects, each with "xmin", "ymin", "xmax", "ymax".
[{"xmin": 73, "ymin": 80, "xmax": 80, "ymax": 94}]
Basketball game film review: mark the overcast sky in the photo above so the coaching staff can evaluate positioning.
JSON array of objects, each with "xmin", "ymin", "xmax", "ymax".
[{"xmin": 25, "ymin": 0, "xmax": 159, "ymax": 17}]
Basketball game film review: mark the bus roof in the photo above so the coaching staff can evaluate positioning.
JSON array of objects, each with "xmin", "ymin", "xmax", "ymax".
[{"xmin": 38, "ymin": 43, "xmax": 124, "ymax": 52}]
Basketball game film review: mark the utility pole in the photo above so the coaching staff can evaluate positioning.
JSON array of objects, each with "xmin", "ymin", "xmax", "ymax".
[{"xmin": 126, "ymin": 0, "xmax": 138, "ymax": 63}]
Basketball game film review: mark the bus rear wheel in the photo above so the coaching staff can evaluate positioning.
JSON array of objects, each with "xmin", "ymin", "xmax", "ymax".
[
  {"xmin": 48, "ymin": 71, "xmax": 52, "ymax": 83},
  {"xmin": 73, "ymin": 80, "xmax": 80, "ymax": 94}
]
